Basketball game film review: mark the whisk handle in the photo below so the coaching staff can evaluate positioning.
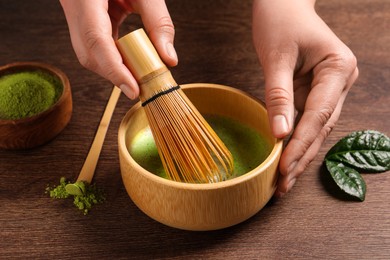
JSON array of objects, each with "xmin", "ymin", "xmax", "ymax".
[
  {"xmin": 116, "ymin": 29, "xmax": 167, "ymax": 82},
  {"xmin": 117, "ymin": 29, "xmax": 178, "ymax": 103}
]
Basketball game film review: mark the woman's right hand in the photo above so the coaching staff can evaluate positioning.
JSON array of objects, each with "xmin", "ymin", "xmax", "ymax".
[{"xmin": 59, "ymin": 0, "xmax": 178, "ymax": 99}]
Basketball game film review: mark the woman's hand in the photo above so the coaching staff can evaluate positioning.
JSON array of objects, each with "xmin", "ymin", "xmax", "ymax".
[
  {"xmin": 252, "ymin": 0, "xmax": 358, "ymax": 196},
  {"xmin": 60, "ymin": 0, "xmax": 178, "ymax": 99}
]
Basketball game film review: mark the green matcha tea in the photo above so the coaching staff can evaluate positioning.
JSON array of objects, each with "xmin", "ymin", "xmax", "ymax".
[
  {"xmin": 0, "ymin": 70, "xmax": 63, "ymax": 120},
  {"xmin": 128, "ymin": 115, "xmax": 272, "ymax": 180}
]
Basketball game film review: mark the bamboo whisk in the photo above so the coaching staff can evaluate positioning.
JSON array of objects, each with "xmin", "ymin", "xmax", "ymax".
[{"xmin": 117, "ymin": 29, "xmax": 234, "ymax": 183}]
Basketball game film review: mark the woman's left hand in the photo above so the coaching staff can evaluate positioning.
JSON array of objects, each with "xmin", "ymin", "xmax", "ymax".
[{"xmin": 252, "ymin": 0, "xmax": 359, "ymax": 196}]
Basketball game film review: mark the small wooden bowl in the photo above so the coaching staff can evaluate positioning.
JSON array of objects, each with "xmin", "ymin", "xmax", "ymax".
[
  {"xmin": 118, "ymin": 83, "xmax": 282, "ymax": 231},
  {"xmin": 0, "ymin": 62, "xmax": 72, "ymax": 149}
]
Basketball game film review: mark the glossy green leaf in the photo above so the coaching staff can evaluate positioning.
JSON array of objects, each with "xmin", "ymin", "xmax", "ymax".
[
  {"xmin": 325, "ymin": 160, "xmax": 366, "ymax": 201},
  {"xmin": 325, "ymin": 130, "xmax": 390, "ymax": 173}
]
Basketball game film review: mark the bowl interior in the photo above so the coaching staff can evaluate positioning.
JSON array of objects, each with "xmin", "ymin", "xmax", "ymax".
[{"xmin": 121, "ymin": 83, "xmax": 277, "ymax": 185}]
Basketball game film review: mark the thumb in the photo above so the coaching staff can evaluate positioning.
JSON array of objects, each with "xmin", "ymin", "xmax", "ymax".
[
  {"xmin": 136, "ymin": 0, "xmax": 178, "ymax": 67},
  {"xmin": 262, "ymin": 54, "xmax": 295, "ymax": 138}
]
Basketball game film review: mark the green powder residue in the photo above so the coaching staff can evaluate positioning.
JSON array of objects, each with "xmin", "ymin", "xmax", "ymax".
[
  {"xmin": 128, "ymin": 115, "xmax": 272, "ymax": 180},
  {"xmin": 207, "ymin": 115, "xmax": 271, "ymax": 175},
  {"xmin": 46, "ymin": 177, "xmax": 105, "ymax": 215},
  {"xmin": 0, "ymin": 70, "xmax": 63, "ymax": 120}
]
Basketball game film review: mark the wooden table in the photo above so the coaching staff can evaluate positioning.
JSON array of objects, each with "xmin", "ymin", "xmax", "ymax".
[{"xmin": 1, "ymin": 0, "xmax": 389, "ymax": 259}]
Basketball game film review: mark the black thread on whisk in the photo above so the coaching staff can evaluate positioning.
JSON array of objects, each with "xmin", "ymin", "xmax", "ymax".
[{"xmin": 141, "ymin": 85, "xmax": 181, "ymax": 107}]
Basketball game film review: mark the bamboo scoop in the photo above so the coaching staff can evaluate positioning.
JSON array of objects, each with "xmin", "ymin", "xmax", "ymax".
[
  {"xmin": 116, "ymin": 29, "xmax": 234, "ymax": 183},
  {"xmin": 65, "ymin": 86, "xmax": 122, "ymax": 195}
]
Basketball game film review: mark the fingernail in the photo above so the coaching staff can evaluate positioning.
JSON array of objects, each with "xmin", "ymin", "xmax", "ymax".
[
  {"xmin": 166, "ymin": 42, "xmax": 178, "ymax": 63},
  {"xmin": 273, "ymin": 115, "xmax": 289, "ymax": 137},
  {"xmin": 275, "ymin": 190, "xmax": 285, "ymax": 198},
  {"xmin": 287, "ymin": 177, "xmax": 296, "ymax": 192},
  {"xmin": 287, "ymin": 160, "xmax": 298, "ymax": 174},
  {"xmin": 119, "ymin": 84, "xmax": 135, "ymax": 100}
]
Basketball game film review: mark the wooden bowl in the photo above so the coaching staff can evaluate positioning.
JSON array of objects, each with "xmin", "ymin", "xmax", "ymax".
[
  {"xmin": 118, "ymin": 83, "xmax": 282, "ymax": 231},
  {"xmin": 0, "ymin": 62, "xmax": 72, "ymax": 149}
]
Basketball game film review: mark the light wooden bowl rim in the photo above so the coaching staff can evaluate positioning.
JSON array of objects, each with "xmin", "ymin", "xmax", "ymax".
[
  {"xmin": 118, "ymin": 83, "xmax": 282, "ymax": 190},
  {"xmin": 0, "ymin": 61, "xmax": 70, "ymax": 124}
]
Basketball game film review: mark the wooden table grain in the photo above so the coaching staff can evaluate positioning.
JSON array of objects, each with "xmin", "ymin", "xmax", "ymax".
[{"xmin": 1, "ymin": 0, "xmax": 389, "ymax": 259}]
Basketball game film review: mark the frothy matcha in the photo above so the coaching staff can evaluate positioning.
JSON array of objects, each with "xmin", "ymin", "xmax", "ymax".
[{"xmin": 128, "ymin": 115, "xmax": 272, "ymax": 180}]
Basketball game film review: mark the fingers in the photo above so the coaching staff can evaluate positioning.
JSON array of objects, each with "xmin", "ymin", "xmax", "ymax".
[
  {"xmin": 252, "ymin": 0, "xmax": 298, "ymax": 139},
  {"xmin": 276, "ymin": 63, "xmax": 358, "ymax": 197},
  {"xmin": 276, "ymin": 91, "xmax": 345, "ymax": 196},
  {"xmin": 60, "ymin": 0, "xmax": 177, "ymax": 100},
  {"xmin": 134, "ymin": 0, "xmax": 178, "ymax": 67},
  {"xmin": 60, "ymin": 0, "xmax": 139, "ymax": 99},
  {"xmin": 253, "ymin": 0, "xmax": 359, "ymax": 197},
  {"xmin": 262, "ymin": 49, "xmax": 297, "ymax": 139}
]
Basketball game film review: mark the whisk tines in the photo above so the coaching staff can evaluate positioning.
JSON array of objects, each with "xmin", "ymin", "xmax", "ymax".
[
  {"xmin": 117, "ymin": 29, "xmax": 234, "ymax": 183},
  {"xmin": 144, "ymin": 85, "xmax": 234, "ymax": 182}
]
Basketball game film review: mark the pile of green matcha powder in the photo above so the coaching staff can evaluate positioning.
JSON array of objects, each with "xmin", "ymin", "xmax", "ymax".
[
  {"xmin": 46, "ymin": 177, "xmax": 105, "ymax": 215},
  {"xmin": 0, "ymin": 70, "xmax": 62, "ymax": 120}
]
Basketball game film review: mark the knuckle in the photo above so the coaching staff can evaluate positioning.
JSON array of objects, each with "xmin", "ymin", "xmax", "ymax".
[
  {"xmin": 266, "ymin": 87, "xmax": 292, "ymax": 108},
  {"xmin": 313, "ymin": 105, "xmax": 334, "ymax": 127},
  {"xmin": 77, "ymin": 29, "xmax": 110, "ymax": 73},
  {"xmin": 263, "ymin": 48, "xmax": 296, "ymax": 68},
  {"xmin": 149, "ymin": 16, "xmax": 175, "ymax": 37},
  {"xmin": 321, "ymin": 121, "xmax": 335, "ymax": 141},
  {"xmin": 294, "ymin": 140, "xmax": 311, "ymax": 160},
  {"xmin": 265, "ymin": 49, "xmax": 284, "ymax": 62},
  {"xmin": 103, "ymin": 65, "xmax": 118, "ymax": 81},
  {"xmin": 159, "ymin": 16, "xmax": 175, "ymax": 34},
  {"xmin": 295, "ymin": 159, "xmax": 310, "ymax": 177},
  {"xmin": 329, "ymin": 50, "xmax": 358, "ymax": 75},
  {"xmin": 77, "ymin": 53, "xmax": 96, "ymax": 71},
  {"xmin": 351, "ymin": 67, "xmax": 359, "ymax": 83},
  {"xmin": 296, "ymin": 123, "xmax": 335, "ymax": 174},
  {"xmin": 84, "ymin": 29, "xmax": 103, "ymax": 51}
]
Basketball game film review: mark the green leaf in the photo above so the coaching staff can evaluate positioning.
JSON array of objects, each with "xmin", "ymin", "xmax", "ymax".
[
  {"xmin": 325, "ymin": 130, "xmax": 390, "ymax": 173},
  {"xmin": 325, "ymin": 160, "xmax": 366, "ymax": 201}
]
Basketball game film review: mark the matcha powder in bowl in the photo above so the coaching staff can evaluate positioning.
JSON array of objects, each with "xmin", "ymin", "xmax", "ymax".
[{"xmin": 0, "ymin": 71, "xmax": 63, "ymax": 120}]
